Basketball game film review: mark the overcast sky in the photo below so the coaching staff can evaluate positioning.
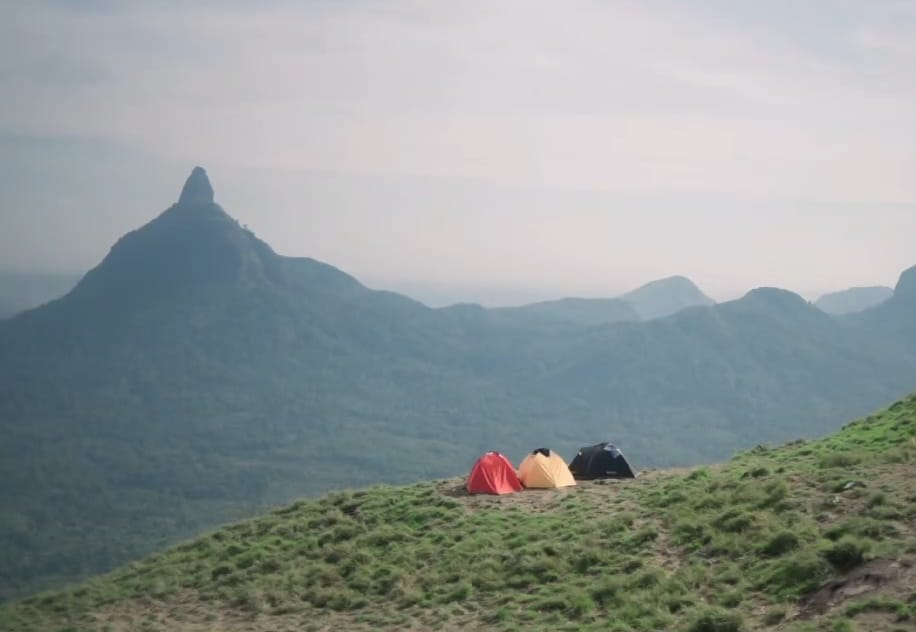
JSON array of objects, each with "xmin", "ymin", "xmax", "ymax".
[{"xmin": 1, "ymin": 1, "xmax": 915, "ymax": 305}]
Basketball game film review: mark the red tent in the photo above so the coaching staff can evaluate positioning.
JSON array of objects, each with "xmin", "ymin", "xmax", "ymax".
[{"xmin": 466, "ymin": 452, "xmax": 523, "ymax": 495}]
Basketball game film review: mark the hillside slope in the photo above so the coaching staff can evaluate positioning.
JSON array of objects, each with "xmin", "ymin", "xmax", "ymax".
[
  {"xmin": 0, "ymin": 271, "xmax": 78, "ymax": 319},
  {"xmin": 1, "ymin": 167, "xmax": 915, "ymax": 602},
  {"xmin": 3, "ymin": 394, "xmax": 915, "ymax": 632},
  {"xmin": 816, "ymin": 286, "xmax": 893, "ymax": 315},
  {"xmin": 491, "ymin": 296, "xmax": 640, "ymax": 326}
]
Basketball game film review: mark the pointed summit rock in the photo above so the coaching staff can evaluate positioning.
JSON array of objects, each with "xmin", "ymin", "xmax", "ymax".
[
  {"xmin": 59, "ymin": 167, "xmax": 289, "ymax": 306},
  {"xmin": 178, "ymin": 166, "xmax": 215, "ymax": 205}
]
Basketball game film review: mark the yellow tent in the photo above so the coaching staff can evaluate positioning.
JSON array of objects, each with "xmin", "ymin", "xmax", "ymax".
[{"xmin": 517, "ymin": 449, "xmax": 576, "ymax": 489}]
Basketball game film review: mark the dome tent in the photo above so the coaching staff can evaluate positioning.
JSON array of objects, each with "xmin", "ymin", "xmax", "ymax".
[
  {"xmin": 466, "ymin": 452, "xmax": 523, "ymax": 495},
  {"xmin": 517, "ymin": 448, "xmax": 576, "ymax": 489},
  {"xmin": 568, "ymin": 442, "xmax": 637, "ymax": 479}
]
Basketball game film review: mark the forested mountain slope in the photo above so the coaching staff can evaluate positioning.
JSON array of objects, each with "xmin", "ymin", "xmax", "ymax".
[
  {"xmin": 1, "ymin": 168, "xmax": 914, "ymax": 601},
  {"xmin": 491, "ymin": 296, "xmax": 640, "ymax": 327}
]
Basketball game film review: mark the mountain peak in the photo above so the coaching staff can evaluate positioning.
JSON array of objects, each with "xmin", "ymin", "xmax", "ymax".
[
  {"xmin": 178, "ymin": 166, "xmax": 214, "ymax": 205},
  {"xmin": 58, "ymin": 167, "xmax": 290, "ymax": 306},
  {"xmin": 744, "ymin": 286, "xmax": 801, "ymax": 300},
  {"xmin": 620, "ymin": 275, "xmax": 714, "ymax": 320},
  {"xmin": 740, "ymin": 287, "xmax": 812, "ymax": 312}
]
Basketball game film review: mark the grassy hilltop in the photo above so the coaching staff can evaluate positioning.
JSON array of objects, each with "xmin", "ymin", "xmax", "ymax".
[{"xmin": 3, "ymin": 395, "xmax": 915, "ymax": 632}]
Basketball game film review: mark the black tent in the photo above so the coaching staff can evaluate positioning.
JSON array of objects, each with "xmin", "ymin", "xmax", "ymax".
[{"xmin": 568, "ymin": 443, "xmax": 637, "ymax": 479}]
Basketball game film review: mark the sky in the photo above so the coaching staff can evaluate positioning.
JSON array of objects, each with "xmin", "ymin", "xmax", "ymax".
[{"xmin": 1, "ymin": 0, "xmax": 915, "ymax": 305}]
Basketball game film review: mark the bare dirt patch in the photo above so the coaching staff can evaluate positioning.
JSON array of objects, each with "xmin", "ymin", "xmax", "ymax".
[
  {"xmin": 798, "ymin": 557, "xmax": 915, "ymax": 619},
  {"xmin": 434, "ymin": 470, "xmax": 674, "ymax": 515},
  {"xmin": 810, "ymin": 462, "xmax": 916, "ymax": 535}
]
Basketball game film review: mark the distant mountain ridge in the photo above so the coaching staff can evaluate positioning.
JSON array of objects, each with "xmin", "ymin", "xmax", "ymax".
[
  {"xmin": 1, "ymin": 167, "xmax": 914, "ymax": 602},
  {"xmin": 491, "ymin": 276, "xmax": 715, "ymax": 326},
  {"xmin": 815, "ymin": 285, "xmax": 893, "ymax": 315},
  {"xmin": 491, "ymin": 296, "xmax": 639, "ymax": 326}
]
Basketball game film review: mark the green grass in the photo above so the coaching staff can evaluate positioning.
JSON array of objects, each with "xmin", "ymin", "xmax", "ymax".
[
  {"xmin": 2, "ymin": 394, "xmax": 915, "ymax": 631},
  {"xmin": 845, "ymin": 596, "xmax": 911, "ymax": 621}
]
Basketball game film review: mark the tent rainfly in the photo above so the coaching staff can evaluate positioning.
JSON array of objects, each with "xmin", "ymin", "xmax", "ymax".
[
  {"xmin": 466, "ymin": 452, "xmax": 523, "ymax": 494},
  {"xmin": 568, "ymin": 442, "xmax": 637, "ymax": 479},
  {"xmin": 517, "ymin": 448, "xmax": 576, "ymax": 489}
]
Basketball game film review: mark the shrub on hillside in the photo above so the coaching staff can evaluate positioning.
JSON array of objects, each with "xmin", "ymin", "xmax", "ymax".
[
  {"xmin": 673, "ymin": 520, "xmax": 711, "ymax": 547},
  {"xmin": 760, "ymin": 530, "xmax": 800, "ymax": 557},
  {"xmin": 685, "ymin": 606, "xmax": 745, "ymax": 632},
  {"xmin": 824, "ymin": 517, "xmax": 897, "ymax": 541},
  {"xmin": 760, "ymin": 552, "xmax": 830, "ymax": 599},
  {"xmin": 715, "ymin": 509, "xmax": 755, "ymax": 533},
  {"xmin": 687, "ymin": 468, "xmax": 711, "ymax": 481},
  {"xmin": 822, "ymin": 537, "xmax": 870, "ymax": 572}
]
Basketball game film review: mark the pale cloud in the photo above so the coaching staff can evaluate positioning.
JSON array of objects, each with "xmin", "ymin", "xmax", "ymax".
[
  {"xmin": 0, "ymin": 1, "xmax": 914, "ymax": 302},
  {"xmin": 854, "ymin": 24, "xmax": 916, "ymax": 57}
]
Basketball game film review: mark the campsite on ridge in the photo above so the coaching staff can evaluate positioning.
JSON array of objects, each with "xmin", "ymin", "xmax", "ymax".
[
  {"xmin": 1, "ymin": 167, "xmax": 915, "ymax": 602},
  {"xmin": 2, "ymin": 393, "xmax": 914, "ymax": 631}
]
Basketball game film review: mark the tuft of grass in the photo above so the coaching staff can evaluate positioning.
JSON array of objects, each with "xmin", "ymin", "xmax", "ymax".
[
  {"xmin": 817, "ymin": 452, "xmax": 861, "ymax": 469},
  {"xmin": 822, "ymin": 537, "xmax": 870, "ymax": 572},
  {"xmin": 824, "ymin": 517, "xmax": 898, "ymax": 541},
  {"xmin": 714, "ymin": 509, "xmax": 756, "ymax": 533},
  {"xmin": 830, "ymin": 619, "xmax": 854, "ymax": 632},
  {"xmin": 759, "ymin": 551, "xmax": 830, "ymax": 599},
  {"xmin": 845, "ymin": 596, "xmax": 911, "ymax": 621},
  {"xmin": 760, "ymin": 530, "xmax": 800, "ymax": 557},
  {"xmin": 590, "ymin": 577, "xmax": 625, "ymax": 607},
  {"xmin": 866, "ymin": 491, "xmax": 887, "ymax": 507},
  {"xmin": 685, "ymin": 606, "xmax": 744, "ymax": 632}
]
